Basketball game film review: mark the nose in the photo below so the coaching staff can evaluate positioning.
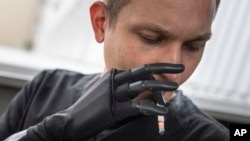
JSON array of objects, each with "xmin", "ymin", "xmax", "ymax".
[
  {"xmin": 158, "ymin": 42, "xmax": 183, "ymax": 83},
  {"xmin": 163, "ymin": 42, "xmax": 182, "ymax": 64}
]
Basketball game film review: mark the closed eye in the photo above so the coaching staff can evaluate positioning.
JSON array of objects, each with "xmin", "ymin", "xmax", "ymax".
[
  {"xmin": 183, "ymin": 41, "xmax": 206, "ymax": 52},
  {"xmin": 140, "ymin": 33, "xmax": 163, "ymax": 44}
]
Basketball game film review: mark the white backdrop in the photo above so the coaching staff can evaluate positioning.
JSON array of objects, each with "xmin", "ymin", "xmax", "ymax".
[{"xmin": 33, "ymin": 0, "xmax": 104, "ymax": 70}]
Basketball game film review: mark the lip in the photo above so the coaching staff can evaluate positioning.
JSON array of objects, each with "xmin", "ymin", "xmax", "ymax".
[
  {"xmin": 152, "ymin": 74, "xmax": 179, "ymax": 101},
  {"xmin": 153, "ymin": 74, "xmax": 179, "ymax": 84}
]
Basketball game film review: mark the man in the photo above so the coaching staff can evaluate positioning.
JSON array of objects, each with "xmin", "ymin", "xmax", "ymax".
[{"xmin": 0, "ymin": 0, "xmax": 229, "ymax": 140}]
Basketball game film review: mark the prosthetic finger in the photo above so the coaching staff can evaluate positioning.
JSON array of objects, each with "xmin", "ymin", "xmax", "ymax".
[
  {"xmin": 114, "ymin": 63, "xmax": 184, "ymax": 84},
  {"xmin": 132, "ymin": 100, "xmax": 168, "ymax": 115},
  {"xmin": 115, "ymin": 80, "xmax": 178, "ymax": 101}
]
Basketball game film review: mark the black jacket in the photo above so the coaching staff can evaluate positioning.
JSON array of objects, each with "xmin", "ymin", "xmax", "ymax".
[{"xmin": 0, "ymin": 69, "xmax": 229, "ymax": 141}]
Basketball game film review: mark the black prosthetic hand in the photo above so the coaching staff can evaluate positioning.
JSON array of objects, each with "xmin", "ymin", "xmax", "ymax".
[{"xmin": 22, "ymin": 63, "xmax": 184, "ymax": 141}]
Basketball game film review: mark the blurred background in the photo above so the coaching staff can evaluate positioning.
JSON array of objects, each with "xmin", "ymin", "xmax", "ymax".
[{"xmin": 0, "ymin": 0, "xmax": 249, "ymax": 128}]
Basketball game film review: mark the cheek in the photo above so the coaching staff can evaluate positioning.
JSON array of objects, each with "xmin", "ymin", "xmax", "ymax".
[
  {"xmin": 104, "ymin": 39, "xmax": 147, "ymax": 70},
  {"xmin": 120, "ymin": 44, "xmax": 149, "ymax": 69},
  {"xmin": 104, "ymin": 29, "xmax": 151, "ymax": 70},
  {"xmin": 121, "ymin": 42, "xmax": 165, "ymax": 69}
]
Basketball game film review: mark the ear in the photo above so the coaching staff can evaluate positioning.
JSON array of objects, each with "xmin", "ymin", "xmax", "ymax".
[{"xmin": 90, "ymin": 2, "xmax": 108, "ymax": 43}]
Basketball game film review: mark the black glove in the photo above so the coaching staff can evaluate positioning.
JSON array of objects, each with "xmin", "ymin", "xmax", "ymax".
[{"xmin": 21, "ymin": 63, "xmax": 184, "ymax": 141}]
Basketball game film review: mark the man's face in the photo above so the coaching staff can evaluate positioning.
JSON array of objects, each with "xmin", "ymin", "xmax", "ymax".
[{"xmin": 99, "ymin": 0, "xmax": 216, "ymax": 86}]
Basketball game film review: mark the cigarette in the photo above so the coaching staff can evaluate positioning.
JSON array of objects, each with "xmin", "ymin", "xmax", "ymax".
[
  {"xmin": 158, "ymin": 115, "xmax": 165, "ymax": 135},
  {"xmin": 157, "ymin": 103, "xmax": 165, "ymax": 135}
]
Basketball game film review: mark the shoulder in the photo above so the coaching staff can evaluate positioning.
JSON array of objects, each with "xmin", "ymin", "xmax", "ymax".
[
  {"xmin": 34, "ymin": 69, "xmax": 94, "ymax": 82},
  {"xmin": 27, "ymin": 69, "xmax": 99, "ymax": 112},
  {"xmin": 21, "ymin": 69, "xmax": 99, "ymax": 127},
  {"xmin": 0, "ymin": 69, "xmax": 99, "ymax": 138},
  {"xmin": 32, "ymin": 69, "xmax": 98, "ymax": 89},
  {"xmin": 29, "ymin": 68, "xmax": 100, "ymax": 99}
]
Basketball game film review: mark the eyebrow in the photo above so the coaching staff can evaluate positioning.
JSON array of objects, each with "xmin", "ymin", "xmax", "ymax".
[
  {"xmin": 132, "ymin": 23, "xmax": 174, "ymax": 37},
  {"xmin": 131, "ymin": 22, "xmax": 212, "ymax": 41}
]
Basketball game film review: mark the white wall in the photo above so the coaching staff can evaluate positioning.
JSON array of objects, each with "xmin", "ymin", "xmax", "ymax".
[{"xmin": 0, "ymin": 0, "xmax": 38, "ymax": 47}]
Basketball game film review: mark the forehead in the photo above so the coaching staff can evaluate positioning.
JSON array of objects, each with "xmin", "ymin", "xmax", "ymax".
[{"xmin": 116, "ymin": 0, "xmax": 216, "ymax": 40}]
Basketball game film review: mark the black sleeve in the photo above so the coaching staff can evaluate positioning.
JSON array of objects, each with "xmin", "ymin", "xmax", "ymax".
[{"xmin": 0, "ymin": 70, "xmax": 48, "ymax": 140}]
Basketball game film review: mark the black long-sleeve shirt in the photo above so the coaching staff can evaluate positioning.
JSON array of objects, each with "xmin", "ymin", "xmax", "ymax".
[{"xmin": 0, "ymin": 69, "xmax": 229, "ymax": 141}]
